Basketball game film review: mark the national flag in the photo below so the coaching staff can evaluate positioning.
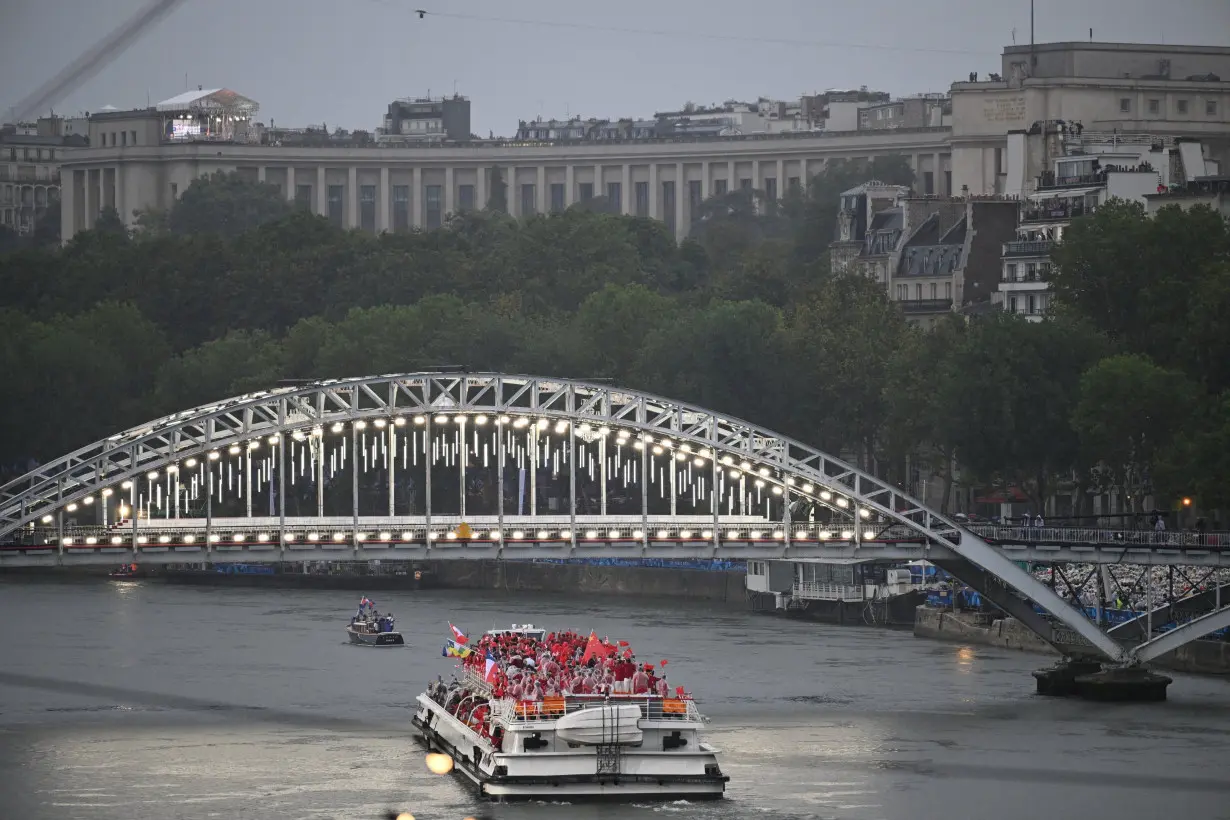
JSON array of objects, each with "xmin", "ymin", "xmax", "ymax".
[
  {"xmin": 675, "ymin": 685, "xmax": 685, "ymax": 696},
  {"xmin": 617, "ymin": 640, "xmax": 629, "ymax": 647},
  {"xmin": 360, "ymin": 597, "xmax": 374, "ymax": 607},
  {"xmin": 443, "ymin": 639, "xmax": 473, "ymax": 659},
  {"xmin": 484, "ymin": 650, "xmax": 499, "ymax": 683},
  {"xmin": 660, "ymin": 659, "xmax": 669, "ymax": 666},
  {"xmin": 449, "ymin": 622, "xmax": 468, "ymax": 645},
  {"xmin": 580, "ymin": 631, "xmax": 614, "ymax": 665}
]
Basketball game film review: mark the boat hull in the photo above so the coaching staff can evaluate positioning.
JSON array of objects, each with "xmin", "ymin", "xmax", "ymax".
[
  {"xmin": 346, "ymin": 627, "xmax": 404, "ymax": 646},
  {"xmin": 413, "ymin": 697, "xmax": 727, "ymax": 802}
]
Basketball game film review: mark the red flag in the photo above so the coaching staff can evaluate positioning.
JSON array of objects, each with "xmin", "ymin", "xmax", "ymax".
[
  {"xmin": 675, "ymin": 685, "xmax": 685, "ymax": 696},
  {"xmin": 623, "ymin": 648, "xmax": 633, "ymax": 659},
  {"xmin": 580, "ymin": 631, "xmax": 612, "ymax": 665},
  {"xmin": 449, "ymin": 623, "xmax": 468, "ymax": 645},
  {"xmin": 617, "ymin": 640, "xmax": 629, "ymax": 647},
  {"xmin": 660, "ymin": 659, "xmax": 669, "ymax": 666}
]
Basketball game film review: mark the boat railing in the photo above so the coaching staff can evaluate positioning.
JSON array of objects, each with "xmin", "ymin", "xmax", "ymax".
[{"xmin": 489, "ymin": 692, "xmax": 703, "ymax": 723}]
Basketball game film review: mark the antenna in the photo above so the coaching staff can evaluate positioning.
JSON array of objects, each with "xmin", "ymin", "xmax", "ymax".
[{"xmin": 1029, "ymin": 0, "xmax": 1035, "ymax": 68}]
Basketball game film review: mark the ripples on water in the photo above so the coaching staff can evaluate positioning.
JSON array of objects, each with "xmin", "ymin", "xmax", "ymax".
[{"xmin": 2, "ymin": 579, "xmax": 1230, "ymax": 820}]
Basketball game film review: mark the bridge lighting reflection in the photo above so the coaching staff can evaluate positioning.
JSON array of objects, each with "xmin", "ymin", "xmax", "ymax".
[
  {"xmin": 609, "ymin": 530, "xmax": 621, "ymax": 539},
  {"xmin": 112, "ymin": 536, "xmax": 123, "ymax": 545},
  {"xmin": 333, "ymin": 533, "xmax": 346, "ymax": 542},
  {"xmin": 802, "ymin": 483, "xmax": 814, "ymax": 493},
  {"xmin": 232, "ymin": 534, "xmax": 244, "ymax": 542},
  {"xmin": 632, "ymin": 530, "xmax": 644, "ymax": 539},
  {"xmin": 859, "ymin": 508, "xmax": 871, "ymax": 519},
  {"xmin": 475, "ymin": 414, "xmax": 488, "ymax": 425},
  {"xmin": 357, "ymin": 533, "xmax": 369, "ymax": 541},
  {"xmin": 159, "ymin": 535, "xmax": 171, "ymax": 544},
  {"xmin": 401, "ymin": 532, "xmax": 413, "ymax": 541},
  {"xmin": 819, "ymin": 490, "xmax": 831, "ymax": 501},
  {"xmin": 444, "ymin": 532, "xmax": 455, "ymax": 540},
  {"xmin": 538, "ymin": 530, "xmax": 549, "ymax": 539},
  {"xmin": 841, "ymin": 530, "xmax": 854, "ymax": 540},
  {"xmin": 499, "ymin": 415, "xmax": 511, "ymax": 425},
  {"xmin": 307, "ymin": 532, "xmax": 320, "ymax": 541},
  {"xmin": 835, "ymin": 497, "xmax": 849, "ymax": 508},
  {"xmin": 208, "ymin": 451, "xmax": 220, "ymax": 460},
  {"xmin": 658, "ymin": 530, "xmax": 669, "ymax": 539},
  {"xmin": 379, "ymin": 532, "xmax": 391, "ymax": 541},
  {"xmin": 66, "ymin": 503, "xmax": 78, "ymax": 512},
  {"xmin": 209, "ymin": 534, "xmax": 221, "ymax": 543},
  {"xmin": 749, "ymin": 531, "xmax": 762, "ymax": 540},
  {"xmin": 62, "ymin": 537, "xmax": 72, "ymax": 545},
  {"xmin": 228, "ymin": 445, "xmax": 241, "ymax": 455},
  {"xmin": 373, "ymin": 419, "xmax": 387, "ymax": 428},
  {"xmin": 102, "ymin": 488, "xmax": 114, "ymax": 497},
  {"xmin": 85, "ymin": 536, "xmax": 97, "ymax": 545},
  {"xmin": 652, "ymin": 445, "xmax": 664, "ymax": 455},
  {"xmin": 796, "ymin": 530, "xmax": 809, "ymax": 539},
  {"xmin": 773, "ymin": 531, "xmax": 784, "ymax": 539},
  {"xmin": 424, "ymin": 752, "xmax": 454, "ymax": 775},
  {"xmin": 137, "ymin": 536, "xmax": 148, "ymax": 544},
  {"xmin": 771, "ymin": 486, "xmax": 783, "ymax": 495},
  {"xmin": 118, "ymin": 504, "xmax": 130, "ymax": 518},
  {"xmin": 560, "ymin": 530, "xmax": 571, "ymax": 539},
  {"xmin": 511, "ymin": 531, "xmax": 524, "ymax": 540},
  {"xmin": 355, "ymin": 421, "xmax": 368, "ymax": 430},
  {"xmin": 864, "ymin": 530, "xmax": 875, "ymax": 540},
  {"xmin": 680, "ymin": 530, "xmax": 693, "ymax": 539},
  {"xmin": 585, "ymin": 530, "xmax": 599, "ymax": 539},
  {"xmin": 537, "ymin": 419, "xmax": 549, "ymax": 430},
  {"xmin": 701, "ymin": 530, "xmax": 713, "ymax": 539},
  {"xmin": 414, "ymin": 415, "xmax": 426, "ymax": 425},
  {"xmin": 257, "ymin": 533, "xmax": 269, "ymax": 542},
  {"xmin": 394, "ymin": 417, "xmax": 407, "ymax": 426},
  {"xmin": 819, "ymin": 531, "xmax": 832, "ymax": 540}
]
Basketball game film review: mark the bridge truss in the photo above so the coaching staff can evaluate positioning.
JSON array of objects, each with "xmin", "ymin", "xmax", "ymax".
[{"xmin": 2, "ymin": 373, "xmax": 1228, "ymax": 665}]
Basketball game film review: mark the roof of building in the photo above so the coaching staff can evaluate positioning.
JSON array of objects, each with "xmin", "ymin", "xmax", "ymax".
[
  {"xmin": 899, "ymin": 243, "xmax": 964, "ymax": 277},
  {"xmin": 840, "ymin": 180, "xmax": 910, "ymax": 197},
  {"xmin": 155, "ymin": 88, "xmax": 258, "ymax": 114},
  {"xmin": 868, "ymin": 207, "xmax": 903, "ymax": 232}
]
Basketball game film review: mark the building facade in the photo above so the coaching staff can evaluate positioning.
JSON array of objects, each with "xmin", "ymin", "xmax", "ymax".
[
  {"xmin": 59, "ymin": 102, "xmax": 952, "ymax": 242},
  {"xmin": 0, "ymin": 116, "xmax": 84, "ymax": 235},
  {"xmin": 950, "ymin": 42, "xmax": 1230, "ymax": 197}
]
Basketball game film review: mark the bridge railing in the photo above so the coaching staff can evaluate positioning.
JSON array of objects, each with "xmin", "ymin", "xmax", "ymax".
[
  {"xmin": 792, "ymin": 582, "xmax": 865, "ymax": 602},
  {"xmin": 969, "ymin": 525, "xmax": 1230, "ymax": 550}
]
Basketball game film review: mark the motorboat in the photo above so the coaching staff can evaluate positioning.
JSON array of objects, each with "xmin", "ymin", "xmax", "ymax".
[
  {"xmin": 346, "ymin": 598, "xmax": 404, "ymax": 646},
  {"xmin": 413, "ymin": 623, "xmax": 727, "ymax": 801}
]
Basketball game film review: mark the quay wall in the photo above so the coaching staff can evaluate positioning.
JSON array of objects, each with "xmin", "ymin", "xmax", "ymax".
[{"xmin": 913, "ymin": 606, "xmax": 1230, "ymax": 676}]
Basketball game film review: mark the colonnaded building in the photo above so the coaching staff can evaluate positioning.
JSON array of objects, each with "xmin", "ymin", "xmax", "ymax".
[{"xmin": 54, "ymin": 41, "xmax": 1230, "ymax": 243}]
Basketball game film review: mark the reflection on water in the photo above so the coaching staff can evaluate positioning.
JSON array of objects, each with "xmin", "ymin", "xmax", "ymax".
[{"xmin": 1, "ymin": 580, "xmax": 1229, "ymax": 820}]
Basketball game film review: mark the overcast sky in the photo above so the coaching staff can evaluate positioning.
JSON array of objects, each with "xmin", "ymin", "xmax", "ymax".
[{"xmin": 3, "ymin": 0, "xmax": 1228, "ymax": 136}]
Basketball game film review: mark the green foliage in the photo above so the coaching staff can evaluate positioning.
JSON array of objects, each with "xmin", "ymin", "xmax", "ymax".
[{"xmin": 165, "ymin": 171, "xmax": 293, "ymax": 238}]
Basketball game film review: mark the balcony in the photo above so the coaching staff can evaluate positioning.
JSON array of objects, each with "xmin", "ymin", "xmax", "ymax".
[
  {"xmin": 0, "ymin": 167, "xmax": 60, "ymax": 184},
  {"xmin": 1020, "ymin": 202, "xmax": 1092, "ymax": 225},
  {"xmin": 1036, "ymin": 171, "xmax": 1108, "ymax": 191},
  {"xmin": 900, "ymin": 298, "xmax": 953, "ymax": 314},
  {"xmin": 1002, "ymin": 239, "xmax": 1054, "ymax": 258}
]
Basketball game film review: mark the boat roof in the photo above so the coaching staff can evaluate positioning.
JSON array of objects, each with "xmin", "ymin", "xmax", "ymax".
[{"xmin": 484, "ymin": 623, "xmax": 547, "ymax": 638}]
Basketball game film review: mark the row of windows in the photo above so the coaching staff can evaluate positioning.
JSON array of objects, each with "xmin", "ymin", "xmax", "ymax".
[
  {"xmin": 1120, "ymin": 97, "xmax": 1220, "ymax": 117},
  {"xmin": 7, "ymin": 147, "xmax": 57, "ymax": 161},
  {"xmin": 99, "ymin": 130, "xmax": 139, "ymax": 148},
  {"xmin": 1003, "ymin": 261, "xmax": 1052, "ymax": 282},
  {"xmin": 895, "ymin": 282, "xmax": 953, "ymax": 301}
]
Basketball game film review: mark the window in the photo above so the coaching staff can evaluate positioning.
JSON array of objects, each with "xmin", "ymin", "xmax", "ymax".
[
  {"xmin": 393, "ymin": 185, "xmax": 410, "ymax": 230},
  {"xmin": 130, "ymin": 130, "xmax": 137, "ymax": 145},
  {"xmin": 634, "ymin": 181, "xmax": 649, "ymax": 217},
  {"xmin": 1028, "ymin": 294, "xmax": 1037, "ymax": 314},
  {"xmin": 1025, "ymin": 262, "xmax": 1037, "ymax": 281},
  {"xmin": 295, "ymin": 184, "xmax": 312, "ymax": 210},
  {"xmin": 788, "ymin": 176, "xmax": 800, "ymax": 191},
  {"xmin": 923, "ymin": 171, "xmax": 934, "ymax": 194},
  {"xmin": 1177, "ymin": 99, "xmax": 1189, "ymax": 114},
  {"xmin": 930, "ymin": 282, "xmax": 937, "ymax": 300},
  {"xmin": 606, "ymin": 182, "xmax": 622, "ymax": 212},
  {"xmin": 687, "ymin": 180, "xmax": 702, "ymax": 214},
  {"xmin": 1208, "ymin": 100, "xmax": 1219, "ymax": 116},
  {"xmin": 425, "ymin": 184, "xmax": 442, "ymax": 228},
  {"xmin": 896, "ymin": 284, "xmax": 905, "ymax": 300},
  {"xmin": 1009, "ymin": 296, "xmax": 1018, "ymax": 313},
  {"xmin": 914, "ymin": 284, "xmax": 922, "ymax": 300},
  {"xmin": 662, "ymin": 181, "xmax": 676, "ymax": 232},
  {"xmin": 739, "ymin": 178, "xmax": 752, "ymax": 191},
  {"xmin": 945, "ymin": 282, "xmax": 952, "ymax": 300},
  {"xmin": 170, "ymin": 182, "xmax": 178, "ymax": 200},
  {"xmin": 945, "ymin": 170, "xmax": 951, "ymax": 196},
  {"xmin": 579, "ymin": 182, "xmax": 593, "ymax": 202},
  {"xmin": 714, "ymin": 179, "xmax": 728, "ymax": 196},
  {"xmin": 764, "ymin": 177, "xmax": 777, "ymax": 201},
  {"xmin": 1005, "ymin": 262, "xmax": 1016, "ymax": 282},
  {"xmin": 1119, "ymin": 98, "xmax": 1131, "ymax": 113},
  {"xmin": 548, "ymin": 183, "xmax": 565, "ymax": 213},
  {"xmin": 458, "ymin": 184, "xmax": 475, "ymax": 211},
  {"xmin": 121, "ymin": 131, "xmax": 128, "ymax": 146},
  {"xmin": 327, "ymin": 185, "xmax": 344, "ymax": 225},
  {"xmin": 1147, "ymin": 99, "xmax": 1160, "ymax": 115},
  {"xmin": 359, "ymin": 184, "xmax": 376, "ymax": 233},
  {"xmin": 520, "ymin": 183, "xmax": 536, "ymax": 215}
]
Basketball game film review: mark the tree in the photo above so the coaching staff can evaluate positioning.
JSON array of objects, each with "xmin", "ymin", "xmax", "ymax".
[
  {"xmin": 166, "ymin": 171, "xmax": 293, "ymax": 238},
  {"xmin": 570, "ymin": 284, "xmax": 676, "ymax": 379},
  {"xmin": 94, "ymin": 206, "xmax": 128, "ymax": 237},
  {"xmin": 154, "ymin": 330, "xmax": 285, "ymax": 411},
  {"xmin": 1072, "ymin": 354, "xmax": 1199, "ymax": 511}
]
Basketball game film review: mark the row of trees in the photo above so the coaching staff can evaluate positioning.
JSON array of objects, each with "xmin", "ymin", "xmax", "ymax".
[{"xmin": 2, "ymin": 166, "xmax": 1227, "ymax": 515}]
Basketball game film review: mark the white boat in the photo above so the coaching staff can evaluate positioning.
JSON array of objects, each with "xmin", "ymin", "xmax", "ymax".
[{"xmin": 412, "ymin": 623, "xmax": 728, "ymax": 801}]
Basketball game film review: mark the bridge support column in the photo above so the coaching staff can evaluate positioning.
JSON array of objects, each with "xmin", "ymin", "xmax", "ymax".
[
  {"xmin": 568, "ymin": 420, "xmax": 577, "ymax": 557},
  {"xmin": 425, "ymin": 415, "xmax": 433, "ymax": 555},
  {"xmin": 496, "ymin": 416, "xmax": 504, "ymax": 559},
  {"xmin": 278, "ymin": 429, "xmax": 286, "ymax": 563},
  {"xmin": 640, "ymin": 431, "xmax": 648, "ymax": 558},
  {"xmin": 709, "ymin": 421, "xmax": 720, "ymax": 557},
  {"xmin": 351, "ymin": 423, "xmax": 359, "ymax": 558}
]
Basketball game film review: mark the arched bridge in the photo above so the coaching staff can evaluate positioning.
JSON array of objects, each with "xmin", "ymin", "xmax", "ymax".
[{"xmin": 2, "ymin": 372, "xmax": 1228, "ymax": 668}]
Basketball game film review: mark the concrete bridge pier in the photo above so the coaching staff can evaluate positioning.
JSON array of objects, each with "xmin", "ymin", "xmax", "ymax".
[{"xmin": 1032, "ymin": 659, "xmax": 1172, "ymax": 701}]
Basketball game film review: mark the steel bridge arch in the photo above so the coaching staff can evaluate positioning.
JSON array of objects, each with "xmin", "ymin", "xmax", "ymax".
[{"xmin": 0, "ymin": 372, "xmax": 1127, "ymax": 662}]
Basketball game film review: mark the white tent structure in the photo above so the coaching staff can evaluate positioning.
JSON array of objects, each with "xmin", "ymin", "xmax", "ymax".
[{"xmin": 156, "ymin": 88, "xmax": 258, "ymax": 142}]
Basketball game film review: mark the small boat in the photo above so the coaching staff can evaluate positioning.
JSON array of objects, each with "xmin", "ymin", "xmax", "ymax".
[
  {"xmin": 109, "ymin": 563, "xmax": 144, "ymax": 579},
  {"xmin": 346, "ymin": 598, "xmax": 405, "ymax": 646}
]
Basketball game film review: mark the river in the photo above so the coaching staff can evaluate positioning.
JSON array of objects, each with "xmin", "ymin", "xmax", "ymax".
[{"xmin": 1, "ymin": 578, "xmax": 1229, "ymax": 820}]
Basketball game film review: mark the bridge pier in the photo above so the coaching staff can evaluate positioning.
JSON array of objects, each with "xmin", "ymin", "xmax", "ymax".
[{"xmin": 1032, "ymin": 659, "xmax": 1172, "ymax": 701}]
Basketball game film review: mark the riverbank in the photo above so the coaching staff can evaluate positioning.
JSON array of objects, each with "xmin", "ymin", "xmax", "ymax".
[
  {"xmin": 913, "ymin": 606, "xmax": 1230, "ymax": 676},
  {"xmin": 0, "ymin": 560, "xmax": 749, "ymax": 607}
]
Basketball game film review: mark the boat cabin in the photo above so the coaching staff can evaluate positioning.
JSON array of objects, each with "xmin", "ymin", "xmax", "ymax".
[{"xmin": 484, "ymin": 623, "xmax": 547, "ymax": 642}]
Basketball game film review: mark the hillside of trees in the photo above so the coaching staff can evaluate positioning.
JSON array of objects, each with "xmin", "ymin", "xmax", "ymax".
[{"xmin": 2, "ymin": 162, "xmax": 1228, "ymax": 517}]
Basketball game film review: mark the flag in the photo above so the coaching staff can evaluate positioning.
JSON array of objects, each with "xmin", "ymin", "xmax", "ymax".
[
  {"xmin": 675, "ymin": 685, "xmax": 685, "ymax": 696},
  {"xmin": 617, "ymin": 640, "xmax": 629, "ymax": 647},
  {"xmin": 443, "ymin": 639, "xmax": 473, "ymax": 659},
  {"xmin": 484, "ymin": 650, "xmax": 499, "ymax": 683},
  {"xmin": 581, "ymin": 631, "xmax": 613, "ymax": 665},
  {"xmin": 449, "ymin": 622, "xmax": 468, "ymax": 645},
  {"xmin": 660, "ymin": 659, "xmax": 669, "ymax": 666}
]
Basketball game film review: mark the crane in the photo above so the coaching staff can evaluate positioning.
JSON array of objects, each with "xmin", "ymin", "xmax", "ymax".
[{"xmin": 6, "ymin": 0, "xmax": 190, "ymax": 123}]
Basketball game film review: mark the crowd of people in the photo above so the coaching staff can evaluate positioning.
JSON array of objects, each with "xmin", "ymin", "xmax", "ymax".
[{"xmin": 460, "ymin": 629, "xmax": 681, "ymax": 701}]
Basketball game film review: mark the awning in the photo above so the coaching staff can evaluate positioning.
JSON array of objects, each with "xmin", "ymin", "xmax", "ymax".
[{"xmin": 1027, "ymin": 186, "xmax": 1102, "ymax": 201}]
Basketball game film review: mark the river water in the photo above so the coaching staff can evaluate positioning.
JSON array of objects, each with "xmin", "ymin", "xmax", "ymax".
[{"xmin": 2, "ymin": 579, "xmax": 1229, "ymax": 820}]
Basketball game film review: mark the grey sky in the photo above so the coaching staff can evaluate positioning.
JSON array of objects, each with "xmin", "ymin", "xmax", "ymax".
[{"xmin": 3, "ymin": 0, "xmax": 1229, "ymax": 136}]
